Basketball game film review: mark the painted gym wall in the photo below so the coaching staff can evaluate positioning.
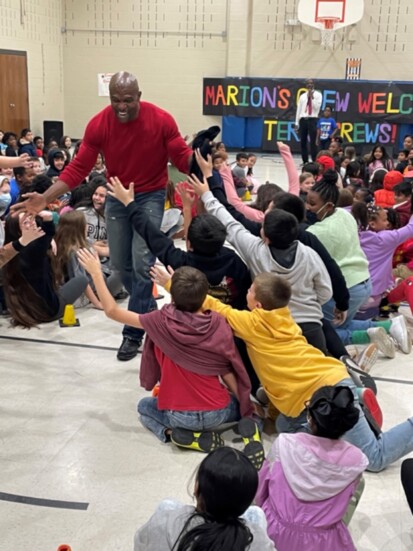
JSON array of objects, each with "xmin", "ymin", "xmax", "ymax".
[
  {"xmin": 249, "ymin": 0, "xmax": 411, "ymax": 79},
  {"xmin": 0, "ymin": 1, "xmax": 64, "ymax": 135},
  {"xmin": 62, "ymin": 0, "xmax": 413, "ymax": 139},
  {"xmin": 62, "ymin": 0, "xmax": 229, "ymax": 138},
  {"xmin": 2, "ymin": 1, "xmax": 411, "ymax": 138}
]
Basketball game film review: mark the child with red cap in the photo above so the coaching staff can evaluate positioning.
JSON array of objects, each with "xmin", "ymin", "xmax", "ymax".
[{"xmin": 374, "ymin": 170, "xmax": 404, "ymax": 208}]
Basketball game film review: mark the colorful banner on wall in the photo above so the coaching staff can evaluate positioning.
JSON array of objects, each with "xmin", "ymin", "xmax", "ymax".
[
  {"xmin": 203, "ymin": 77, "xmax": 413, "ymax": 124},
  {"xmin": 261, "ymin": 118, "xmax": 400, "ymax": 152}
]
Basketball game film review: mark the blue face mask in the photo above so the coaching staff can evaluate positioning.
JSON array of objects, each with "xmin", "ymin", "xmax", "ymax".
[
  {"xmin": 0, "ymin": 192, "xmax": 12, "ymax": 216},
  {"xmin": 305, "ymin": 210, "xmax": 318, "ymax": 225}
]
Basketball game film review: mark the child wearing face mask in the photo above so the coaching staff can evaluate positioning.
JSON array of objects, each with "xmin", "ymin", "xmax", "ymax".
[
  {"xmin": 0, "ymin": 177, "xmax": 11, "ymax": 212},
  {"xmin": 0, "ymin": 176, "xmax": 12, "ymax": 246},
  {"xmin": 306, "ymin": 171, "xmax": 411, "ymax": 357}
]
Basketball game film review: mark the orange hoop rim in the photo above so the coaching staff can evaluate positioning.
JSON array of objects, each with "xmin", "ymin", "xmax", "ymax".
[{"xmin": 316, "ymin": 16, "xmax": 341, "ymax": 29}]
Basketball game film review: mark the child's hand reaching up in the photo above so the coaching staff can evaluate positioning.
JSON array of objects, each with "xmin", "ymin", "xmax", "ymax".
[
  {"xmin": 19, "ymin": 215, "xmax": 45, "ymax": 246},
  {"xmin": 194, "ymin": 148, "xmax": 213, "ymax": 177},
  {"xmin": 77, "ymin": 248, "xmax": 102, "ymax": 277},
  {"xmin": 107, "ymin": 177, "xmax": 134, "ymax": 206},
  {"xmin": 187, "ymin": 174, "xmax": 210, "ymax": 197},
  {"xmin": 176, "ymin": 182, "xmax": 196, "ymax": 209},
  {"xmin": 150, "ymin": 264, "xmax": 174, "ymax": 288},
  {"xmin": 277, "ymin": 141, "xmax": 291, "ymax": 154}
]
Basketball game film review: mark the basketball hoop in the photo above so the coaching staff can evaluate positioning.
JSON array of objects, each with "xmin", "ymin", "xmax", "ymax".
[{"xmin": 317, "ymin": 17, "xmax": 340, "ymax": 47}]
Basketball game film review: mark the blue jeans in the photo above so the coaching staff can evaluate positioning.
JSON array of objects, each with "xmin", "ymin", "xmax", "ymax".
[
  {"xmin": 276, "ymin": 377, "xmax": 413, "ymax": 472},
  {"xmin": 105, "ymin": 190, "xmax": 165, "ymax": 341},
  {"xmin": 137, "ymin": 394, "xmax": 241, "ymax": 442},
  {"xmin": 323, "ymin": 279, "xmax": 375, "ymax": 345}
]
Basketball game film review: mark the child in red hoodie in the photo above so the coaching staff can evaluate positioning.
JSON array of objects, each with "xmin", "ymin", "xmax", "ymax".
[{"xmin": 374, "ymin": 170, "xmax": 404, "ymax": 208}]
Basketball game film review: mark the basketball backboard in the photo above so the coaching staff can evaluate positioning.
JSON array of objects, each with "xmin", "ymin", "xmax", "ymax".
[{"xmin": 297, "ymin": 0, "xmax": 364, "ymax": 31}]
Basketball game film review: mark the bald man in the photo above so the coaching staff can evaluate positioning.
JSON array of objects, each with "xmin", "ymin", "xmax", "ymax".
[{"xmin": 14, "ymin": 72, "xmax": 193, "ymax": 360}]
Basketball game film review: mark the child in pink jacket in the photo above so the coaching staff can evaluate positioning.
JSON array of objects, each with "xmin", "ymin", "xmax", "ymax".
[{"xmin": 256, "ymin": 385, "xmax": 368, "ymax": 551}]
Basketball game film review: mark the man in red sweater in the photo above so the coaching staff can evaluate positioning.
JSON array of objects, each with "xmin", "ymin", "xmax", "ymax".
[{"xmin": 12, "ymin": 71, "xmax": 193, "ymax": 360}]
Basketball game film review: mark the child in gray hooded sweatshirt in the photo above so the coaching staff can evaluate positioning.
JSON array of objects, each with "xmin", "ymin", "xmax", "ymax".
[{"xmin": 191, "ymin": 175, "xmax": 333, "ymax": 355}]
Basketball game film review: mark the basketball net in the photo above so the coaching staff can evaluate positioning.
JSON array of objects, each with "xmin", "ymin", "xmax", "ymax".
[{"xmin": 318, "ymin": 17, "xmax": 339, "ymax": 48}]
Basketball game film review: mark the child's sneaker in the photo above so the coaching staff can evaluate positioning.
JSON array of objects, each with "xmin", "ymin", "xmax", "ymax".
[
  {"xmin": 171, "ymin": 428, "xmax": 224, "ymax": 453},
  {"xmin": 255, "ymin": 386, "xmax": 269, "ymax": 406},
  {"xmin": 341, "ymin": 356, "xmax": 378, "ymax": 395},
  {"xmin": 390, "ymin": 315, "xmax": 412, "ymax": 354},
  {"xmin": 367, "ymin": 327, "xmax": 396, "ymax": 358},
  {"xmin": 354, "ymin": 343, "xmax": 378, "ymax": 373},
  {"xmin": 237, "ymin": 417, "xmax": 265, "ymax": 470},
  {"xmin": 357, "ymin": 387, "xmax": 383, "ymax": 428}
]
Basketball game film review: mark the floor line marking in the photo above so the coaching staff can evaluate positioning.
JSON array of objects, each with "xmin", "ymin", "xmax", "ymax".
[
  {"xmin": 0, "ymin": 491, "xmax": 89, "ymax": 510},
  {"xmin": 373, "ymin": 376, "xmax": 413, "ymax": 386},
  {"xmin": 0, "ymin": 335, "xmax": 142, "ymax": 353}
]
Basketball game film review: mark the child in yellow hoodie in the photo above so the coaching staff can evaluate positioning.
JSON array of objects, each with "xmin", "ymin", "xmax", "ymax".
[{"xmin": 152, "ymin": 266, "xmax": 413, "ymax": 473}]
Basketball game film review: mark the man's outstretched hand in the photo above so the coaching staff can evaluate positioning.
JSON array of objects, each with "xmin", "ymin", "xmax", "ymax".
[{"xmin": 10, "ymin": 192, "xmax": 47, "ymax": 216}]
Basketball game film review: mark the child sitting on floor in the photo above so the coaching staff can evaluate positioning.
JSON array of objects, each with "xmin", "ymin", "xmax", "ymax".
[
  {"xmin": 256, "ymin": 385, "xmax": 368, "ymax": 551},
  {"xmin": 152, "ymin": 262, "xmax": 413, "ymax": 474},
  {"xmin": 232, "ymin": 152, "xmax": 253, "ymax": 198},
  {"xmin": 77, "ymin": 251, "xmax": 263, "ymax": 466},
  {"xmin": 134, "ymin": 447, "xmax": 276, "ymax": 551}
]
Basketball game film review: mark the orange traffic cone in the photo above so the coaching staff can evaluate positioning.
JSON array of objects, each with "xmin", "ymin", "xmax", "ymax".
[
  {"xmin": 59, "ymin": 304, "xmax": 80, "ymax": 327},
  {"xmin": 152, "ymin": 282, "xmax": 164, "ymax": 301}
]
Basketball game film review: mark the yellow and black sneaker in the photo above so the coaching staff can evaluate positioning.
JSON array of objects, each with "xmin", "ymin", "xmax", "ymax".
[
  {"xmin": 171, "ymin": 428, "xmax": 224, "ymax": 453},
  {"xmin": 238, "ymin": 417, "xmax": 265, "ymax": 470}
]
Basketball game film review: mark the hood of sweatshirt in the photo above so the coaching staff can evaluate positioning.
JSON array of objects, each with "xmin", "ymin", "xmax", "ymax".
[
  {"xmin": 268, "ymin": 241, "xmax": 298, "ymax": 269},
  {"xmin": 278, "ymin": 433, "xmax": 368, "ymax": 501}
]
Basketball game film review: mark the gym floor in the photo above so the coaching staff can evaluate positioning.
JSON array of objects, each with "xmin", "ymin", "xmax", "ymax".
[{"xmin": 1, "ymin": 154, "xmax": 412, "ymax": 551}]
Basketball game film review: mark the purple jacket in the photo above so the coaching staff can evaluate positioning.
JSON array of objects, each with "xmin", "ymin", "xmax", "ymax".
[
  {"xmin": 358, "ymin": 218, "xmax": 413, "ymax": 295},
  {"xmin": 256, "ymin": 433, "xmax": 368, "ymax": 551}
]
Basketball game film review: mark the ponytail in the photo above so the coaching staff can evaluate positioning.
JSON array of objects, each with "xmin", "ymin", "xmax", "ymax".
[
  {"xmin": 351, "ymin": 201, "xmax": 369, "ymax": 230},
  {"xmin": 173, "ymin": 447, "xmax": 258, "ymax": 551},
  {"xmin": 174, "ymin": 513, "xmax": 253, "ymax": 551},
  {"xmin": 311, "ymin": 169, "xmax": 339, "ymax": 206}
]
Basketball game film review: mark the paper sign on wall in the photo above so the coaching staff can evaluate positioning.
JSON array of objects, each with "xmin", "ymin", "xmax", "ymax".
[
  {"xmin": 346, "ymin": 58, "xmax": 362, "ymax": 80},
  {"xmin": 97, "ymin": 73, "xmax": 114, "ymax": 96}
]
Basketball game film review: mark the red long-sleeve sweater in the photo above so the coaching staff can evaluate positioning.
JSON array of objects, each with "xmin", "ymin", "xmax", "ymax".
[{"xmin": 59, "ymin": 102, "xmax": 192, "ymax": 193}]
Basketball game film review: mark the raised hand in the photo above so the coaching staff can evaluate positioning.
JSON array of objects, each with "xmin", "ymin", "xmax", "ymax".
[
  {"xmin": 276, "ymin": 141, "xmax": 291, "ymax": 154},
  {"xmin": 107, "ymin": 177, "xmax": 134, "ymax": 206},
  {"xmin": 10, "ymin": 192, "xmax": 47, "ymax": 216},
  {"xmin": 176, "ymin": 182, "xmax": 196, "ymax": 209},
  {"xmin": 19, "ymin": 215, "xmax": 45, "ymax": 246},
  {"xmin": 187, "ymin": 173, "xmax": 210, "ymax": 197},
  {"xmin": 149, "ymin": 264, "xmax": 174, "ymax": 288},
  {"xmin": 194, "ymin": 148, "xmax": 213, "ymax": 177},
  {"xmin": 16, "ymin": 153, "xmax": 32, "ymax": 169},
  {"xmin": 77, "ymin": 248, "xmax": 102, "ymax": 277}
]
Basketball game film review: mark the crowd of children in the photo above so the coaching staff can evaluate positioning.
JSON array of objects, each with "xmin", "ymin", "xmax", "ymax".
[
  {"xmin": 3, "ymin": 124, "xmax": 413, "ymax": 550},
  {"xmin": 0, "ymin": 133, "xmax": 126, "ymax": 320}
]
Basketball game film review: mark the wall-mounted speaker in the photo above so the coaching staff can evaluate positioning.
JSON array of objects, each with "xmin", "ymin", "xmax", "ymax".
[{"xmin": 43, "ymin": 120, "xmax": 64, "ymax": 146}]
